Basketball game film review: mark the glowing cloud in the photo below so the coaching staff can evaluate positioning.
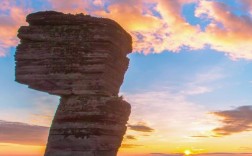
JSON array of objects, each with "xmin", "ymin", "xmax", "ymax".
[
  {"xmin": 195, "ymin": 1, "xmax": 252, "ymax": 60},
  {"xmin": 2, "ymin": 0, "xmax": 252, "ymax": 60},
  {"xmin": 0, "ymin": 0, "xmax": 30, "ymax": 57}
]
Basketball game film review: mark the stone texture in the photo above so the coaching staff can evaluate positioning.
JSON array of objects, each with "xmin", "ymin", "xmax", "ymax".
[{"xmin": 15, "ymin": 11, "xmax": 132, "ymax": 156}]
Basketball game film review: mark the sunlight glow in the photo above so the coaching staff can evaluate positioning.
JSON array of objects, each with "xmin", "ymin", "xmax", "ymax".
[{"xmin": 184, "ymin": 149, "xmax": 191, "ymax": 155}]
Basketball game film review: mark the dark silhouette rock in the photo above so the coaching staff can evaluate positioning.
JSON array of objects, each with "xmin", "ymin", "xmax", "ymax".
[{"xmin": 15, "ymin": 11, "xmax": 132, "ymax": 156}]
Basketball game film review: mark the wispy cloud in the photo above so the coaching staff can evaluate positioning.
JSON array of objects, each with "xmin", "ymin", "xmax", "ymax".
[
  {"xmin": 240, "ymin": 146, "xmax": 252, "ymax": 151},
  {"xmin": 125, "ymin": 135, "xmax": 137, "ymax": 140},
  {"xmin": 211, "ymin": 105, "xmax": 252, "ymax": 136},
  {"xmin": 29, "ymin": 95, "xmax": 58, "ymax": 126},
  {"xmin": 120, "ymin": 143, "xmax": 143, "ymax": 148},
  {"xmin": 0, "ymin": 120, "xmax": 49, "ymax": 145},
  {"xmin": 179, "ymin": 66, "xmax": 226, "ymax": 96},
  {"xmin": 124, "ymin": 86, "xmax": 219, "ymax": 142},
  {"xmin": 181, "ymin": 86, "xmax": 213, "ymax": 96},
  {"xmin": 150, "ymin": 153, "xmax": 181, "ymax": 156},
  {"xmin": 239, "ymin": 146, "xmax": 252, "ymax": 151},
  {"xmin": 128, "ymin": 122, "xmax": 154, "ymax": 132},
  {"xmin": 190, "ymin": 135, "xmax": 211, "ymax": 138}
]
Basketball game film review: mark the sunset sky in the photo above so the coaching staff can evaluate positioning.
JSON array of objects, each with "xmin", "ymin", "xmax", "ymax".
[{"xmin": 1, "ymin": 0, "xmax": 252, "ymax": 156}]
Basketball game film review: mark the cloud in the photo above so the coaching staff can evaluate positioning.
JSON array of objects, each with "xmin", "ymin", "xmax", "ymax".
[
  {"xmin": 122, "ymin": 85, "xmax": 220, "ymax": 145},
  {"xmin": 48, "ymin": 0, "xmax": 95, "ymax": 14},
  {"xmin": 179, "ymin": 67, "xmax": 225, "ymax": 96},
  {"xmin": 195, "ymin": 1, "xmax": 252, "ymax": 60},
  {"xmin": 29, "ymin": 95, "xmax": 58, "ymax": 126},
  {"xmin": 0, "ymin": 0, "xmax": 30, "ymax": 57},
  {"xmin": 125, "ymin": 135, "xmax": 137, "ymax": 140},
  {"xmin": 0, "ymin": 92, "xmax": 58, "ymax": 128},
  {"xmin": 240, "ymin": 0, "xmax": 252, "ymax": 14},
  {"xmin": 2, "ymin": 0, "xmax": 252, "ymax": 60},
  {"xmin": 117, "ymin": 0, "xmax": 205, "ymax": 54},
  {"xmin": 0, "ymin": 120, "xmax": 49, "ymax": 145},
  {"xmin": 120, "ymin": 143, "xmax": 143, "ymax": 148},
  {"xmin": 181, "ymin": 86, "xmax": 212, "ymax": 95},
  {"xmin": 93, "ymin": 0, "xmax": 252, "ymax": 59},
  {"xmin": 128, "ymin": 122, "xmax": 154, "ymax": 132},
  {"xmin": 150, "ymin": 153, "xmax": 181, "ymax": 156},
  {"xmin": 95, "ymin": 0, "xmax": 162, "ymax": 32},
  {"xmin": 211, "ymin": 105, "xmax": 252, "ymax": 136},
  {"xmin": 190, "ymin": 135, "xmax": 210, "ymax": 138},
  {"xmin": 240, "ymin": 146, "xmax": 252, "ymax": 151}
]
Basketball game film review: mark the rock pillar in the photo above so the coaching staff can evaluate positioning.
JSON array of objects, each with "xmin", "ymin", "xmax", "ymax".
[{"xmin": 15, "ymin": 11, "xmax": 132, "ymax": 156}]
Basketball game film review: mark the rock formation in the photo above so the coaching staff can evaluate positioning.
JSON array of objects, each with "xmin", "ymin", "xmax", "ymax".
[{"xmin": 15, "ymin": 11, "xmax": 132, "ymax": 156}]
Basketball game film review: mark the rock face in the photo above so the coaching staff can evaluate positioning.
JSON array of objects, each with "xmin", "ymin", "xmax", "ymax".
[{"xmin": 15, "ymin": 11, "xmax": 132, "ymax": 156}]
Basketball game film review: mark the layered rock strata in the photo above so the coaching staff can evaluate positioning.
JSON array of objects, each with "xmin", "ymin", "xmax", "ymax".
[{"xmin": 15, "ymin": 11, "xmax": 132, "ymax": 156}]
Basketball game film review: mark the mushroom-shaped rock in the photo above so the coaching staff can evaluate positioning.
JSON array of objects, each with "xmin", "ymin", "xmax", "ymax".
[{"xmin": 15, "ymin": 11, "xmax": 132, "ymax": 156}]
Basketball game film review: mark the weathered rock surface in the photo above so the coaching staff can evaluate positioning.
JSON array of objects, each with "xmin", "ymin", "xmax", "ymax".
[{"xmin": 15, "ymin": 11, "xmax": 132, "ymax": 156}]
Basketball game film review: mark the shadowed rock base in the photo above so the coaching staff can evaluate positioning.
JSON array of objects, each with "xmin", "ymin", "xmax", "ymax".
[
  {"xmin": 45, "ymin": 96, "xmax": 130, "ymax": 156},
  {"xmin": 15, "ymin": 11, "xmax": 132, "ymax": 156}
]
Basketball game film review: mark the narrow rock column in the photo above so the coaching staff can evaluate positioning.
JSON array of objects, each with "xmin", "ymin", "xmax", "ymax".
[{"xmin": 15, "ymin": 11, "xmax": 132, "ymax": 156}]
